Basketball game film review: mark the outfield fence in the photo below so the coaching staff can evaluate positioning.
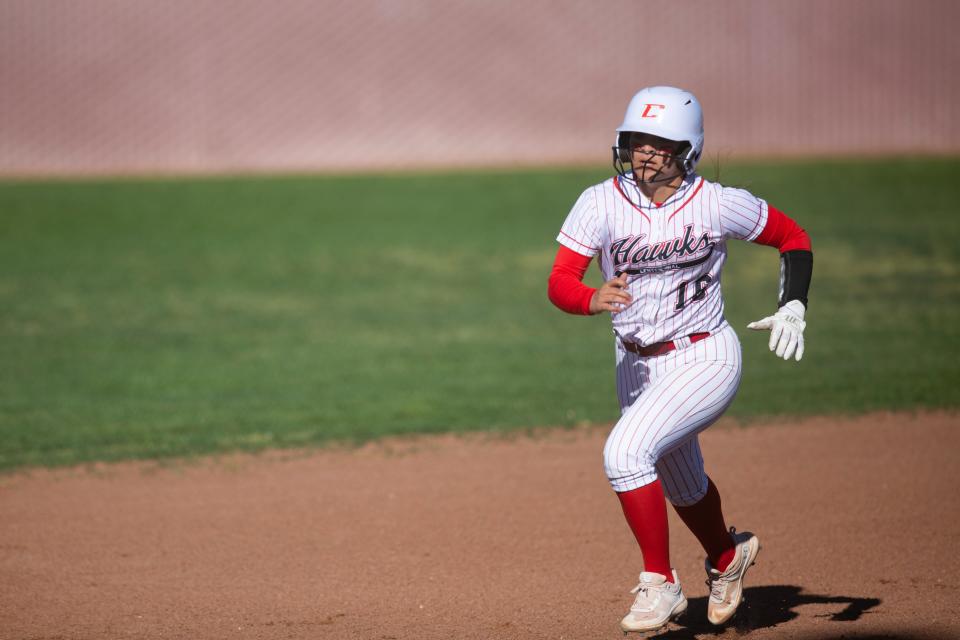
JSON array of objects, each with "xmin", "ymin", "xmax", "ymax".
[{"xmin": 1, "ymin": 0, "xmax": 958, "ymax": 176}]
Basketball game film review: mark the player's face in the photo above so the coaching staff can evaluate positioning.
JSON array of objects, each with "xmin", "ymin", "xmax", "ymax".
[{"xmin": 629, "ymin": 133, "xmax": 685, "ymax": 182}]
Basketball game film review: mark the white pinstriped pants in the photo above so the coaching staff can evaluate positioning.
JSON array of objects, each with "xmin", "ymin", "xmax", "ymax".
[{"xmin": 602, "ymin": 324, "xmax": 742, "ymax": 503}]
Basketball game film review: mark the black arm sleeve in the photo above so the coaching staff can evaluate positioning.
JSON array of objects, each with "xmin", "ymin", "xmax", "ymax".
[{"xmin": 779, "ymin": 250, "xmax": 813, "ymax": 308}]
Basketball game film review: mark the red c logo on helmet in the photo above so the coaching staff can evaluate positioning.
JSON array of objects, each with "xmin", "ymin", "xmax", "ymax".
[{"xmin": 641, "ymin": 104, "xmax": 665, "ymax": 118}]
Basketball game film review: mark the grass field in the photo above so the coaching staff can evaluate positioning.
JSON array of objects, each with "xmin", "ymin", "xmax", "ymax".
[{"xmin": 1, "ymin": 158, "xmax": 958, "ymax": 469}]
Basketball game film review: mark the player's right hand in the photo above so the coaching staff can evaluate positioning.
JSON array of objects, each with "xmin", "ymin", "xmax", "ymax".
[{"xmin": 590, "ymin": 273, "xmax": 632, "ymax": 315}]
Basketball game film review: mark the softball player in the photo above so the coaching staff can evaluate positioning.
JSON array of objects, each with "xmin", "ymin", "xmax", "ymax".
[{"xmin": 548, "ymin": 86, "xmax": 812, "ymax": 633}]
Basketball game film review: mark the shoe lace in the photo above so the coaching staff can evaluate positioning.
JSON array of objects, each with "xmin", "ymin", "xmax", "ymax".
[
  {"xmin": 705, "ymin": 574, "xmax": 726, "ymax": 601},
  {"xmin": 705, "ymin": 526, "xmax": 739, "ymax": 601},
  {"xmin": 629, "ymin": 583, "xmax": 655, "ymax": 608}
]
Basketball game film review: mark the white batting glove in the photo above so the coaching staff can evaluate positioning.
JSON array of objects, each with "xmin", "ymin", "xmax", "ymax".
[{"xmin": 746, "ymin": 300, "xmax": 807, "ymax": 362}]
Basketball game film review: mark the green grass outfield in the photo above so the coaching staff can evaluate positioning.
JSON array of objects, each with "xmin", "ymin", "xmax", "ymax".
[{"xmin": 1, "ymin": 158, "xmax": 958, "ymax": 469}]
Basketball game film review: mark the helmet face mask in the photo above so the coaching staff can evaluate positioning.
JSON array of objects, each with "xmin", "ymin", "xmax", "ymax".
[
  {"xmin": 613, "ymin": 132, "xmax": 692, "ymax": 185},
  {"xmin": 612, "ymin": 86, "xmax": 704, "ymax": 186}
]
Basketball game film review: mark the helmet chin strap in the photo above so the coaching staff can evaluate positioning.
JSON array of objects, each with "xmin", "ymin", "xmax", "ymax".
[
  {"xmin": 629, "ymin": 158, "xmax": 686, "ymax": 185},
  {"xmin": 631, "ymin": 169, "xmax": 682, "ymax": 185}
]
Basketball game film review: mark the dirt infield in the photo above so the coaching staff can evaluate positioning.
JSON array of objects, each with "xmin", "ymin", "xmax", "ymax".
[{"xmin": 1, "ymin": 412, "xmax": 958, "ymax": 639}]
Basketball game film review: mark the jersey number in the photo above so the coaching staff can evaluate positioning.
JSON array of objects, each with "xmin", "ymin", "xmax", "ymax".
[{"xmin": 675, "ymin": 274, "xmax": 713, "ymax": 311}]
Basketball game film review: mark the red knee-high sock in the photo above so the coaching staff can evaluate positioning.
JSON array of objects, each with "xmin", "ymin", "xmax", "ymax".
[
  {"xmin": 672, "ymin": 477, "xmax": 736, "ymax": 571},
  {"xmin": 616, "ymin": 479, "xmax": 674, "ymax": 582}
]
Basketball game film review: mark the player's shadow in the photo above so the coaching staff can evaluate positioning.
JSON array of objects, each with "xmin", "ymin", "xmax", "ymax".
[{"xmin": 651, "ymin": 584, "xmax": 882, "ymax": 638}]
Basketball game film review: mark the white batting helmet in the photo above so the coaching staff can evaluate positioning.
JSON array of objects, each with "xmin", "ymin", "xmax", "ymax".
[{"xmin": 614, "ymin": 86, "xmax": 704, "ymax": 174}]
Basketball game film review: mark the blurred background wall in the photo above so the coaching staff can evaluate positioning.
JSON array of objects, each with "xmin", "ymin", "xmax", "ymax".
[{"xmin": 1, "ymin": 0, "xmax": 957, "ymax": 176}]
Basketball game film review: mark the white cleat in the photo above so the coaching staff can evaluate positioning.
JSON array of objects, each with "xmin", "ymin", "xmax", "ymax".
[
  {"xmin": 620, "ymin": 570, "xmax": 687, "ymax": 634},
  {"xmin": 705, "ymin": 528, "xmax": 761, "ymax": 625}
]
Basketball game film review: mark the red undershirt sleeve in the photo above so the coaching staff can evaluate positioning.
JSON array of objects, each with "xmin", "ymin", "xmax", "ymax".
[
  {"xmin": 548, "ymin": 245, "xmax": 596, "ymax": 315},
  {"xmin": 753, "ymin": 205, "xmax": 812, "ymax": 252}
]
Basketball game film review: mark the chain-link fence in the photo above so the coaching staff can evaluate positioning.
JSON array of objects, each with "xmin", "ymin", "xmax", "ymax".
[{"xmin": 1, "ymin": 0, "xmax": 957, "ymax": 176}]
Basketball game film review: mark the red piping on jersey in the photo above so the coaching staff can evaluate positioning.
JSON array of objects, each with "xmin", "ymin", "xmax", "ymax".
[
  {"xmin": 754, "ymin": 205, "xmax": 812, "ymax": 252},
  {"xmin": 666, "ymin": 178, "xmax": 704, "ymax": 221},
  {"xmin": 613, "ymin": 176, "xmax": 651, "ymax": 222},
  {"xmin": 548, "ymin": 245, "xmax": 596, "ymax": 315},
  {"xmin": 614, "ymin": 176, "xmax": 704, "ymax": 222},
  {"xmin": 558, "ymin": 229, "xmax": 598, "ymax": 252}
]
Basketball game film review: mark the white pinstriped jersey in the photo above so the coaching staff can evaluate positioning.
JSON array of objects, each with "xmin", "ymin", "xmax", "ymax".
[{"xmin": 557, "ymin": 173, "xmax": 769, "ymax": 346}]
